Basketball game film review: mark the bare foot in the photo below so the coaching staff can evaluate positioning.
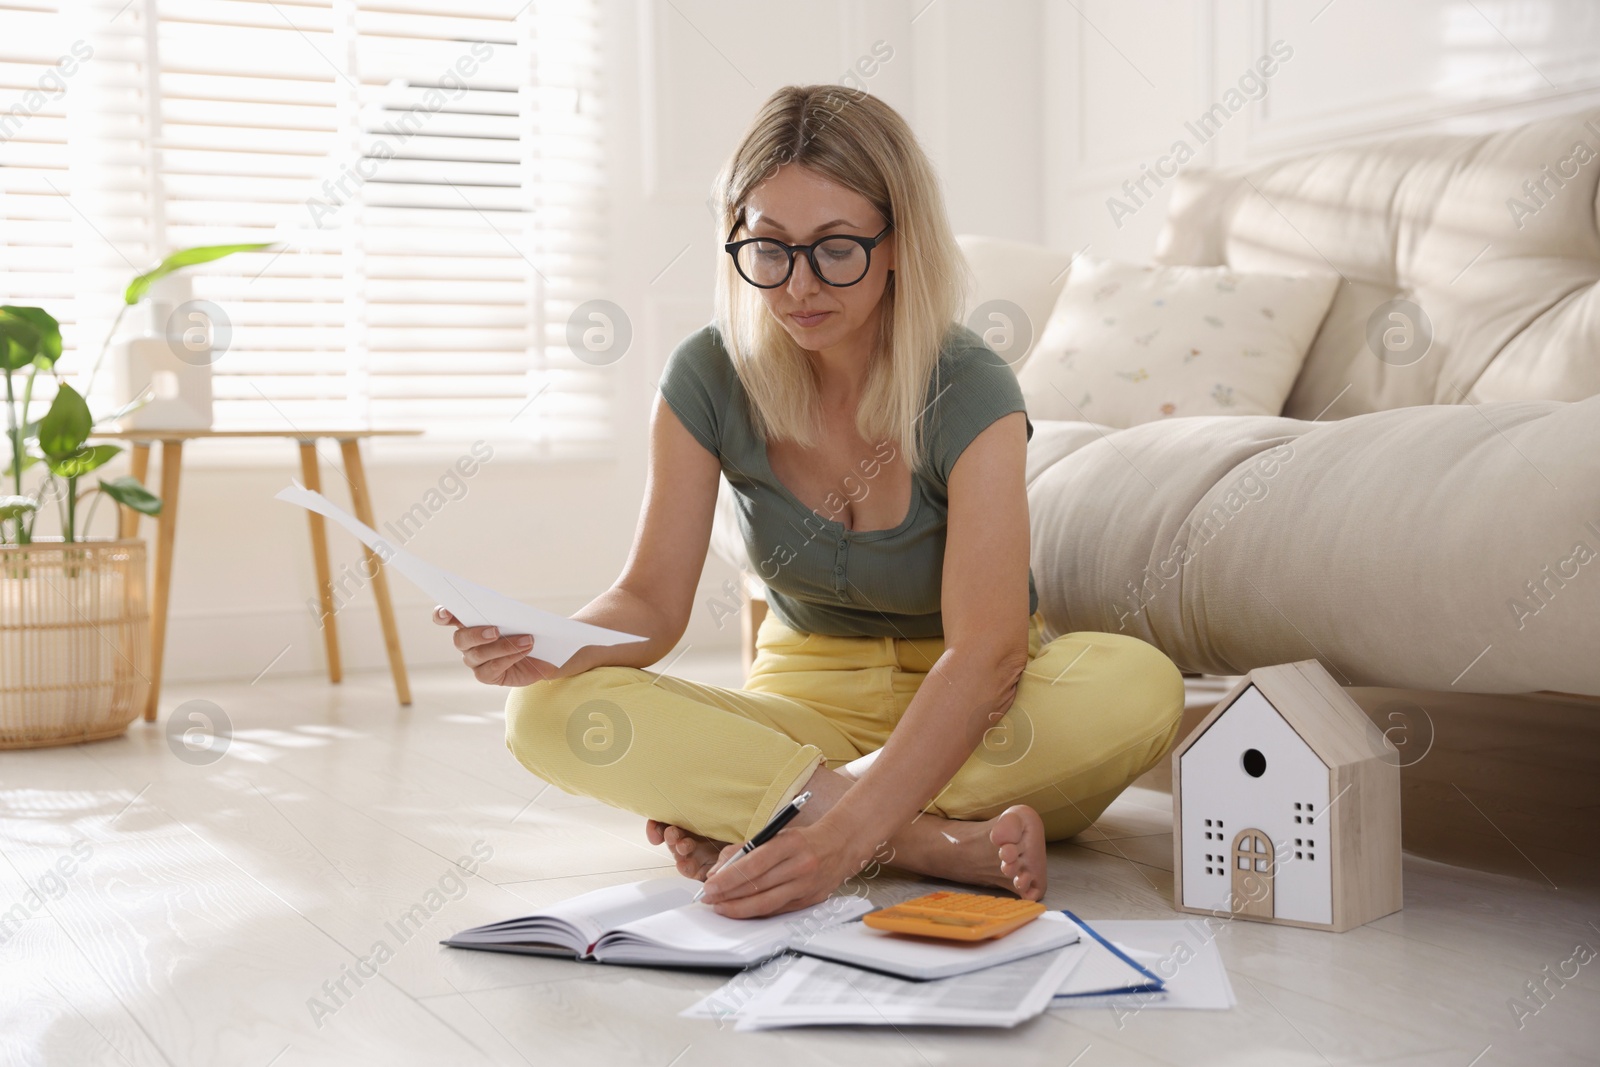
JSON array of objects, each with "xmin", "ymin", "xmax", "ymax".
[
  {"xmin": 645, "ymin": 819, "xmax": 729, "ymax": 881},
  {"xmin": 987, "ymin": 804, "xmax": 1047, "ymax": 901},
  {"xmin": 890, "ymin": 804, "xmax": 1049, "ymax": 900}
]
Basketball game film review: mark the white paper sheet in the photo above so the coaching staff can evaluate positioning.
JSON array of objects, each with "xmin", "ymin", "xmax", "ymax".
[
  {"xmin": 1053, "ymin": 914, "xmax": 1164, "ymax": 1000},
  {"xmin": 682, "ymin": 941, "xmax": 1087, "ymax": 1031},
  {"xmin": 1055, "ymin": 919, "xmax": 1235, "ymax": 1011},
  {"xmin": 276, "ymin": 485, "xmax": 645, "ymax": 666}
]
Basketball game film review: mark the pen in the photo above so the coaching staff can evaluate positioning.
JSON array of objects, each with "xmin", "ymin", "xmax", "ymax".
[{"xmin": 691, "ymin": 790, "xmax": 812, "ymax": 904}]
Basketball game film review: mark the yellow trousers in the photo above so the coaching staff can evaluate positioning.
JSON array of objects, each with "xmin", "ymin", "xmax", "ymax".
[{"xmin": 504, "ymin": 610, "xmax": 1185, "ymax": 846}]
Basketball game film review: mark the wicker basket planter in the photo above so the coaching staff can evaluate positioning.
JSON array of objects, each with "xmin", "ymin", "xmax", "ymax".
[{"xmin": 0, "ymin": 540, "xmax": 151, "ymax": 749}]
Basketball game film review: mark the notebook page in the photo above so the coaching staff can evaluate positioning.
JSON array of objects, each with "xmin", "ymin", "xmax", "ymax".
[
  {"xmin": 560, "ymin": 878, "xmax": 697, "ymax": 949},
  {"xmin": 454, "ymin": 878, "xmax": 694, "ymax": 951},
  {"xmin": 595, "ymin": 893, "xmax": 872, "ymax": 962}
]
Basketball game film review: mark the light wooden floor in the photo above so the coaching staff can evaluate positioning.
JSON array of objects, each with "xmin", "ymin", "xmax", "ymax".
[{"xmin": 2, "ymin": 657, "xmax": 1596, "ymax": 1067}]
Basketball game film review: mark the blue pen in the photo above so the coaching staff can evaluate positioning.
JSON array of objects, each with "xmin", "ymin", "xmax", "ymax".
[{"xmin": 691, "ymin": 790, "xmax": 812, "ymax": 903}]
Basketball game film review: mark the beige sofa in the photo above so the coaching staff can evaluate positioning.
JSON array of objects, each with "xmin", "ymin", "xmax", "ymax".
[{"xmin": 712, "ymin": 108, "xmax": 1600, "ymax": 698}]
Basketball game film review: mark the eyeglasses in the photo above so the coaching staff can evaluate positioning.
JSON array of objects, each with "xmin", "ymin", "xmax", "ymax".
[{"xmin": 724, "ymin": 218, "xmax": 893, "ymax": 288}]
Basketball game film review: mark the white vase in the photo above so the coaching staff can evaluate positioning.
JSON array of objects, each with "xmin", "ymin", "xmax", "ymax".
[{"xmin": 111, "ymin": 274, "xmax": 216, "ymax": 430}]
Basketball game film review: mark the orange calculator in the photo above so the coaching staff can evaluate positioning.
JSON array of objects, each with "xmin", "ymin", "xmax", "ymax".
[{"xmin": 862, "ymin": 891, "xmax": 1047, "ymax": 942}]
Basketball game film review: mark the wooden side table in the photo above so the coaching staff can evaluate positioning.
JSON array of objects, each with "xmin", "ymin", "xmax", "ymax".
[{"xmin": 96, "ymin": 429, "xmax": 422, "ymax": 721}]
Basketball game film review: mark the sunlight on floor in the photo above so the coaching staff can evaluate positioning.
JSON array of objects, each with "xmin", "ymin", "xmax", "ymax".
[{"xmin": 1, "ymin": 658, "xmax": 1595, "ymax": 1066}]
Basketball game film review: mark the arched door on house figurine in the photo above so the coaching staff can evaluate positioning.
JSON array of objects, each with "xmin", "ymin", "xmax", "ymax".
[{"xmin": 1231, "ymin": 828, "xmax": 1275, "ymax": 919}]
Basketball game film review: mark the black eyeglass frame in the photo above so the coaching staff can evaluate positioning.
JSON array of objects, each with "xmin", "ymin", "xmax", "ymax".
[{"xmin": 723, "ymin": 219, "xmax": 894, "ymax": 289}]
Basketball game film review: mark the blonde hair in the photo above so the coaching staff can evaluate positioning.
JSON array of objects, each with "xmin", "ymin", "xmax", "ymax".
[{"xmin": 710, "ymin": 84, "xmax": 972, "ymax": 473}]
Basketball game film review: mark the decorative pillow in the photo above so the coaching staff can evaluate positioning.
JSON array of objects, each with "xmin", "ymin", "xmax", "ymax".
[
  {"xmin": 1014, "ymin": 256, "xmax": 1339, "ymax": 427},
  {"xmin": 955, "ymin": 234, "xmax": 1078, "ymax": 375}
]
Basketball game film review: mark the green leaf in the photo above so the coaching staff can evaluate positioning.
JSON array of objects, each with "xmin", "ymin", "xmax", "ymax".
[
  {"xmin": 0, "ymin": 495, "xmax": 38, "ymax": 522},
  {"xmin": 0, "ymin": 308, "xmax": 41, "ymax": 372},
  {"xmin": 0, "ymin": 306, "xmax": 61, "ymax": 367},
  {"xmin": 98, "ymin": 475, "xmax": 161, "ymax": 516},
  {"xmin": 3, "ymin": 452, "xmax": 41, "ymax": 479},
  {"xmin": 125, "ymin": 243, "xmax": 277, "ymax": 304},
  {"xmin": 37, "ymin": 383, "xmax": 93, "ymax": 456},
  {"xmin": 46, "ymin": 443, "xmax": 122, "ymax": 478}
]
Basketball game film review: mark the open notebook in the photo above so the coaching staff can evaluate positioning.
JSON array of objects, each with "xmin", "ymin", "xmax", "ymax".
[{"xmin": 442, "ymin": 877, "xmax": 874, "ymax": 968}]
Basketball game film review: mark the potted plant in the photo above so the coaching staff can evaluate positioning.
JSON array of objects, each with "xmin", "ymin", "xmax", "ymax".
[
  {"xmin": 1, "ymin": 306, "xmax": 160, "ymax": 746},
  {"xmin": 0, "ymin": 242, "xmax": 268, "ymax": 747}
]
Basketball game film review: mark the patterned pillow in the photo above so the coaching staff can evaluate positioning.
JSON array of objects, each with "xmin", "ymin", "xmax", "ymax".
[{"xmin": 1015, "ymin": 256, "xmax": 1339, "ymax": 427}]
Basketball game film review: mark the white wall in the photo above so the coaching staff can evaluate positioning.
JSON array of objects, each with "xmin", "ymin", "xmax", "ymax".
[
  {"xmin": 152, "ymin": 0, "xmax": 1600, "ymax": 692},
  {"xmin": 1044, "ymin": 0, "xmax": 1600, "ymax": 261}
]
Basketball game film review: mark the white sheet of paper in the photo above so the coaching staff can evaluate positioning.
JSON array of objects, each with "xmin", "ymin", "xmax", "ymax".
[
  {"xmin": 276, "ymin": 485, "xmax": 645, "ymax": 667},
  {"xmin": 1055, "ymin": 919, "xmax": 1235, "ymax": 1011},
  {"xmin": 747, "ymin": 945, "xmax": 1076, "ymax": 1031},
  {"xmin": 682, "ymin": 941, "xmax": 1087, "ymax": 1030}
]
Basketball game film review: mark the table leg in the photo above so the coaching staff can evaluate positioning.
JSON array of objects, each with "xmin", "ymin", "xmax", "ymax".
[
  {"xmin": 119, "ymin": 442, "xmax": 152, "ymax": 541},
  {"xmin": 144, "ymin": 439, "xmax": 183, "ymax": 722},
  {"xmin": 298, "ymin": 441, "xmax": 342, "ymax": 684},
  {"xmin": 337, "ymin": 438, "xmax": 412, "ymax": 706}
]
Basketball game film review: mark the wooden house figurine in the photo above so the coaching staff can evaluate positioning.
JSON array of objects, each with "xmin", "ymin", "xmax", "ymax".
[{"xmin": 1171, "ymin": 659, "xmax": 1402, "ymax": 932}]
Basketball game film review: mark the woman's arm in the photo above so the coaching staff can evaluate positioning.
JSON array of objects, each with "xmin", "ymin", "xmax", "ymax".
[
  {"xmin": 437, "ymin": 392, "xmax": 723, "ymax": 684},
  {"xmin": 822, "ymin": 409, "xmax": 1035, "ymax": 857}
]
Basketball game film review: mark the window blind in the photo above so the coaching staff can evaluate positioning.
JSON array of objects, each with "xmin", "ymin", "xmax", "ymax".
[
  {"xmin": 1, "ymin": 0, "xmax": 157, "ymax": 410},
  {"xmin": 0, "ymin": 1, "xmax": 74, "ymax": 328},
  {"xmin": 2, "ymin": 0, "xmax": 611, "ymax": 458}
]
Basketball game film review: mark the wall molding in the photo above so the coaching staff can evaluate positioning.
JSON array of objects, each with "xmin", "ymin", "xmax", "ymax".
[{"xmin": 1243, "ymin": 80, "xmax": 1600, "ymax": 157}]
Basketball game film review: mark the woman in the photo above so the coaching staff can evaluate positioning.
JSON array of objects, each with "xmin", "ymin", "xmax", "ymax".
[{"xmin": 435, "ymin": 85, "xmax": 1185, "ymax": 920}]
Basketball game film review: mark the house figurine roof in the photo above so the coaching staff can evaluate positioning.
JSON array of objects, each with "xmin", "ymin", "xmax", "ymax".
[{"xmin": 1174, "ymin": 659, "xmax": 1397, "ymax": 771}]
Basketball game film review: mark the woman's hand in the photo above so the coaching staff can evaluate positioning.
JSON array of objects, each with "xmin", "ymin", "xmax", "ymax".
[
  {"xmin": 432, "ymin": 606, "xmax": 572, "ymax": 686},
  {"xmin": 697, "ymin": 821, "xmax": 863, "ymax": 919}
]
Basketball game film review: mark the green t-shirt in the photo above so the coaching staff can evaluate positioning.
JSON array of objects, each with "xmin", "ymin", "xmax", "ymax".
[{"xmin": 657, "ymin": 321, "xmax": 1039, "ymax": 638}]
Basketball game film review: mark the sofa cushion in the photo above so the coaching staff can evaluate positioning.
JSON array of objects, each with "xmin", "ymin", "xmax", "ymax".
[
  {"xmin": 1156, "ymin": 108, "xmax": 1600, "ymax": 417},
  {"xmin": 1015, "ymin": 256, "xmax": 1338, "ymax": 427},
  {"xmin": 1026, "ymin": 397, "xmax": 1600, "ymax": 696},
  {"xmin": 954, "ymin": 234, "xmax": 1077, "ymax": 374}
]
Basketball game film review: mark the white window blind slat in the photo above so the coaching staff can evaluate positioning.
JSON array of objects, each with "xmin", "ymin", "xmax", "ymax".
[
  {"xmin": 0, "ymin": 0, "xmax": 610, "ymax": 459},
  {"xmin": 1, "ymin": 0, "xmax": 156, "ymax": 410}
]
